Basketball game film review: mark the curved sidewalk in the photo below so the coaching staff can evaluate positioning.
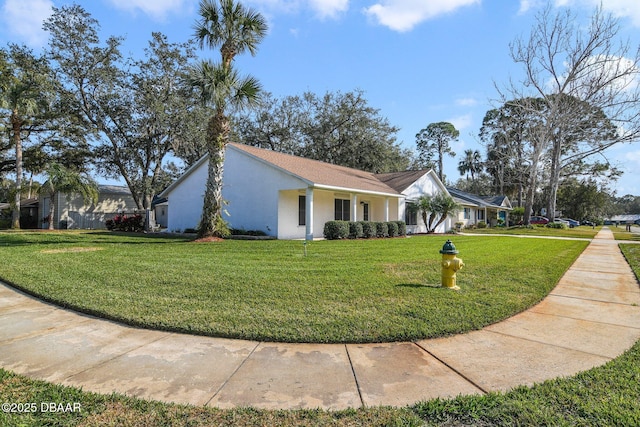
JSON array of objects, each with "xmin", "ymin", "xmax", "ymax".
[{"xmin": 1, "ymin": 228, "xmax": 639, "ymax": 410}]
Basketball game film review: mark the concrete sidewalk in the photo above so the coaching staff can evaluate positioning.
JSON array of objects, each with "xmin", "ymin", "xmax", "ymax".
[{"xmin": 1, "ymin": 228, "xmax": 639, "ymax": 410}]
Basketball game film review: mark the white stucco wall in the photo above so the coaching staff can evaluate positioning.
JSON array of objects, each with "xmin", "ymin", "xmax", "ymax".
[
  {"xmin": 166, "ymin": 146, "xmax": 307, "ymax": 235},
  {"xmin": 402, "ymin": 172, "xmax": 452, "ymax": 234}
]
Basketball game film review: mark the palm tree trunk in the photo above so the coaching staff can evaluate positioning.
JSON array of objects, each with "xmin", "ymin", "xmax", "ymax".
[
  {"xmin": 48, "ymin": 192, "xmax": 56, "ymax": 231},
  {"xmin": 199, "ymin": 112, "xmax": 230, "ymax": 238}
]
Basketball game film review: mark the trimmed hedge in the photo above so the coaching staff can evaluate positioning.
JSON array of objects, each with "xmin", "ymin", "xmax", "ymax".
[
  {"xmin": 360, "ymin": 221, "xmax": 376, "ymax": 239},
  {"xmin": 348, "ymin": 221, "xmax": 363, "ymax": 239},
  {"xmin": 323, "ymin": 221, "xmax": 349, "ymax": 239},
  {"xmin": 324, "ymin": 220, "xmax": 407, "ymax": 240},
  {"xmin": 375, "ymin": 222, "xmax": 388, "ymax": 238},
  {"xmin": 387, "ymin": 221, "xmax": 399, "ymax": 237}
]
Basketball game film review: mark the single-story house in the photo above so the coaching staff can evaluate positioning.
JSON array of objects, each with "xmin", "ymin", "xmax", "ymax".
[
  {"xmin": 160, "ymin": 143, "xmax": 456, "ymax": 239},
  {"xmin": 604, "ymin": 214, "xmax": 640, "ymax": 225},
  {"xmin": 447, "ymin": 188, "xmax": 513, "ymax": 228},
  {"xmin": 40, "ymin": 185, "xmax": 138, "ymax": 229},
  {"xmin": 0, "ymin": 198, "xmax": 40, "ymax": 229}
]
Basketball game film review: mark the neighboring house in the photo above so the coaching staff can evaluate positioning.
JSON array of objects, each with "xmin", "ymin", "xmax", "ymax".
[
  {"xmin": 0, "ymin": 198, "xmax": 40, "ymax": 229},
  {"xmin": 605, "ymin": 214, "xmax": 640, "ymax": 225},
  {"xmin": 40, "ymin": 185, "xmax": 138, "ymax": 230},
  {"xmin": 160, "ymin": 143, "xmax": 455, "ymax": 239},
  {"xmin": 152, "ymin": 197, "xmax": 168, "ymax": 228},
  {"xmin": 376, "ymin": 170, "xmax": 453, "ymax": 234},
  {"xmin": 447, "ymin": 187, "xmax": 513, "ymax": 228}
]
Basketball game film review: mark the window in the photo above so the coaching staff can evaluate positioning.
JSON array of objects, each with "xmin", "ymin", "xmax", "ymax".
[
  {"xmin": 334, "ymin": 199, "xmax": 350, "ymax": 221},
  {"xmin": 299, "ymin": 195, "xmax": 306, "ymax": 226},
  {"xmin": 464, "ymin": 208, "xmax": 471, "ymax": 220},
  {"xmin": 363, "ymin": 203, "xmax": 369, "ymax": 221},
  {"xmin": 405, "ymin": 203, "xmax": 418, "ymax": 225},
  {"xmin": 477, "ymin": 210, "xmax": 485, "ymax": 221}
]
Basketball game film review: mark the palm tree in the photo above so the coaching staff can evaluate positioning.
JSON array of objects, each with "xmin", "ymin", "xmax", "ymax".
[
  {"xmin": 0, "ymin": 45, "xmax": 52, "ymax": 229},
  {"xmin": 457, "ymin": 149, "xmax": 483, "ymax": 182},
  {"xmin": 39, "ymin": 163, "xmax": 98, "ymax": 230},
  {"xmin": 192, "ymin": 0, "xmax": 267, "ymax": 238},
  {"xmin": 416, "ymin": 193, "xmax": 460, "ymax": 233}
]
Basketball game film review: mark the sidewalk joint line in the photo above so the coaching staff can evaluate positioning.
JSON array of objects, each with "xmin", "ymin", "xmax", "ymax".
[
  {"xmin": 62, "ymin": 334, "xmax": 169, "ymax": 383},
  {"xmin": 344, "ymin": 344, "xmax": 365, "ymax": 408},
  {"xmin": 412, "ymin": 342, "xmax": 488, "ymax": 395},
  {"xmin": 548, "ymin": 292, "xmax": 640, "ymax": 307},
  {"xmin": 484, "ymin": 329, "xmax": 615, "ymax": 360},
  {"xmin": 204, "ymin": 341, "xmax": 261, "ymax": 406}
]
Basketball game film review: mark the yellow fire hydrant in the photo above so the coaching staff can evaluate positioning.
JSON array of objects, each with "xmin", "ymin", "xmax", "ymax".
[{"xmin": 440, "ymin": 240, "xmax": 463, "ymax": 290}]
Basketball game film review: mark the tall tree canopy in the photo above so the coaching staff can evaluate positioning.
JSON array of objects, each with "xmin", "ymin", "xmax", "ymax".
[
  {"xmin": 501, "ymin": 4, "xmax": 640, "ymax": 223},
  {"xmin": 44, "ymin": 5, "xmax": 202, "ymax": 211},
  {"xmin": 235, "ymin": 90, "xmax": 413, "ymax": 173},
  {"xmin": 190, "ymin": 0, "xmax": 267, "ymax": 238},
  {"xmin": 415, "ymin": 122, "xmax": 458, "ymax": 182}
]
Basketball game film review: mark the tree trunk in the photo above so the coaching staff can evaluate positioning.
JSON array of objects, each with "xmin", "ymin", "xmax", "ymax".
[
  {"xmin": 48, "ymin": 192, "xmax": 56, "ymax": 230},
  {"xmin": 11, "ymin": 111, "xmax": 22, "ymax": 229},
  {"xmin": 198, "ymin": 112, "xmax": 230, "ymax": 238},
  {"xmin": 547, "ymin": 134, "xmax": 562, "ymax": 221}
]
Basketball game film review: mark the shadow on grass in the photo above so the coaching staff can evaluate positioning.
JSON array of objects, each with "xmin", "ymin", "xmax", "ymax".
[{"xmin": 0, "ymin": 230, "xmax": 192, "ymax": 246}]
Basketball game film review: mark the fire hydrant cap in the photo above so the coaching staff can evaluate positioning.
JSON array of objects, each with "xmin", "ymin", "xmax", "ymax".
[{"xmin": 440, "ymin": 239, "xmax": 459, "ymax": 254}]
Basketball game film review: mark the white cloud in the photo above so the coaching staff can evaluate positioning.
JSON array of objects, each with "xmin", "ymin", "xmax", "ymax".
[
  {"xmin": 106, "ymin": 0, "xmax": 190, "ymax": 20},
  {"xmin": 455, "ymin": 97, "xmax": 478, "ymax": 107},
  {"xmin": 1, "ymin": 0, "xmax": 53, "ymax": 47},
  {"xmin": 247, "ymin": 0, "xmax": 347, "ymax": 18},
  {"xmin": 364, "ymin": 0, "xmax": 480, "ymax": 32},
  {"xmin": 308, "ymin": 0, "xmax": 348, "ymax": 19},
  {"xmin": 447, "ymin": 113, "xmax": 474, "ymax": 131}
]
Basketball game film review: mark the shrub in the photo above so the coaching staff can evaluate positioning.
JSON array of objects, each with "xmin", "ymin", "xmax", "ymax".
[
  {"xmin": 106, "ymin": 214, "xmax": 145, "ymax": 232},
  {"xmin": 323, "ymin": 221, "xmax": 349, "ymax": 240},
  {"xmin": 386, "ymin": 221, "xmax": 399, "ymax": 237},
  {"xmin": 477, "ymin": 221, "xmax": 487, "ymax": 229},
  {"xmin": 395, "ymin": 220, "xmax": 407, "ymax": 236},
  {"xmin": 375, "ymin": 222, "xmax": 388, "ymax": 238},
  {"xmin": 360, "ymin": 221, "xmax": 376, "ymax": 239},
  {"xmin": 230, "ymin": 228, "xmax": 268, "ymax": 236},
  {"xmin": 547, "ymin": 222, "xmax": 568, "ymax": 229},
  {"xmin": 348, "ymin": 221, "xmax": 363, "ymax": 239}
]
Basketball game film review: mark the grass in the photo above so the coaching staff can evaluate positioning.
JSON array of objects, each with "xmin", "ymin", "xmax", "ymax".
[
  {"xmin": 0, "ymin": 230, "xmax": 587, "ymax": 343},
  {"xmin": 462, "ymin": 224, "xmax": 600, "ymax": 239},
  {"xmin": 1, "ymin": 231, "xmax": 639, "ymax": 425},
  {"xmin": 609, "ymin": 225, "xmax": 640, "ymax": 242}
]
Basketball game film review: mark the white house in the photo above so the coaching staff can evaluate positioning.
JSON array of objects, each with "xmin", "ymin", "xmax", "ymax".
[
  {"xmin": 160, "ymin": 143, "xmax": 457, "ymax": 239},
  {"xmin": 447, "ymin": 187, "xmax": 512, "ymax": 228},
  {"xmin": 40, "ymin": 185, "xmax": 138, "ymax": 229}
]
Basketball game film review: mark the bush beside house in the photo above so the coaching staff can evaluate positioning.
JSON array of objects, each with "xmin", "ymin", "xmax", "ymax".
[{"xmin": 324, "ymin": 220, "xmax": 407, "ymax": 240}]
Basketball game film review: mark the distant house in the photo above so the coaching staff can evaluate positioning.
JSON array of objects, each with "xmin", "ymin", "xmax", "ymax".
[
  {"xmin": 447, "ymin": 187, "xmax": 513, "ymax": 228},
  {"xmin": 0, "ymin": 198, "xmax": 40, "ymax": 229},
  {"xmin": 40, "ymin": 185, "xmax": 138, "ymax": 230},
  {"xmin": 160, "ymin": 144, "xmax": 459, "ymax": 239}
]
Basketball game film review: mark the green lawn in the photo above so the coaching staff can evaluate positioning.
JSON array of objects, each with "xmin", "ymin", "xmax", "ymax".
[
  {"xmin": 0, "ymin": 230, "xmax": 587, "ymax": 343},
  {"xmin": 1, "ymin": 233, "xmax": 639, "ymax": 426},
  {"xmin": 463, "ymin": 224, "xmax": 600, "ymax": 239},
  {"xmin": 610, "ymin": 225, "xmax": 640, "ymax": 241}
]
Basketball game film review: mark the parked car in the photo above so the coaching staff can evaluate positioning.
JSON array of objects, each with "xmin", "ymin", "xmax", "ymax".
[
  {"xmin": 582, "ymin": 220, "xmax": 595, "ymax": 227},
  {"xmin": 560, "ymin": 218, "xmax": 580, "ymax": 228},
  {"xmin": 554, "ymin": 218, "xmax": 570, "ymax": 226},
  {"xmin": 530, "ymin": 216, "xmax": 549, "ymax": 224}
]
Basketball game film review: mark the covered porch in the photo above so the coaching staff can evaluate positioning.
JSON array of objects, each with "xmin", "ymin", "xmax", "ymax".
[{"xmin": 278, "ymin": 187, "xmax": 401, "ymax": 240}]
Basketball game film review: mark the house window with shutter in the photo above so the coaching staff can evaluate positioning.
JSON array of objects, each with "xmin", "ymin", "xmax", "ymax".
[
  {"xmin": 334, "ymin": 199, "xmax": 350, "ymax": 221},
  {"xmin": 299, "ymin": 195, "xmax": 306, "ymax": 226}
]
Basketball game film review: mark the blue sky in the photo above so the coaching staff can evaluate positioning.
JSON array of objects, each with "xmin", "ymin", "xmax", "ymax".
[{"xmin": 1, "ymin": 0, "xmax": 639, "ymax": 196}]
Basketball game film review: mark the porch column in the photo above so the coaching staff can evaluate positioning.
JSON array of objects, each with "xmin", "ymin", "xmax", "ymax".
[
  {"xmin": 384, "ymin": 198, "xmax": 390, "ymax": 222},
  {"xmin": 305, "ymin": 187, "xmax": 314, "ymax": 240},
  {"xmin": 352, "ymin": 194, "xmax": 358, "ymax": 222}
]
